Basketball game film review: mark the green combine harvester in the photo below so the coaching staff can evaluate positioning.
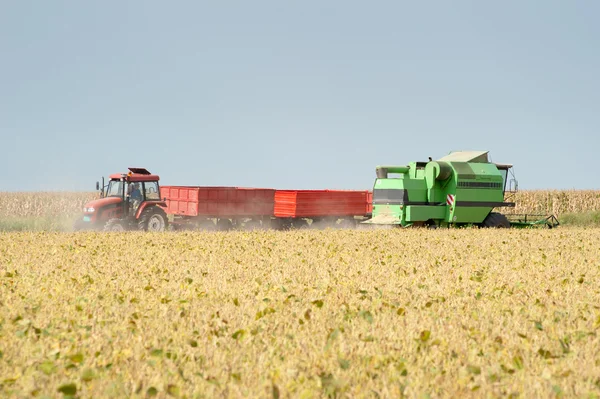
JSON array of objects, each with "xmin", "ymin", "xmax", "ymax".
[{"xmin": 363, "ymin": 150, "xmax": 559, "ymax": 228}]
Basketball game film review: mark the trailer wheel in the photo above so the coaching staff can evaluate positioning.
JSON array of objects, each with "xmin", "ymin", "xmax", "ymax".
[
  {"xmin": 271, "ymin": 218, "xmax": 291, "ymax": 231},
  {"xmin": 196, "ymin": 219, "xmax": 216, "ymax": 231},
  {"xmin": 216, "ymin": 219, "xmax": 232, "ymax": 231},
  {"xmin": 243, "ymin": 220, "xmax": 262, "ymax": 231},
  {"xmin": 481, "ymin": 212, "xmax": 510, "ymax": 228},
  {"xmin": 293, "ymin": 219, "xmax": 310, "ymax": 229},
  {"xmin": 104, "ymin": 218, "xmax": 127, "ymax": 232},
  {"xmin": 336, "ymin": 219, "xmax": 356, "ymax": 229},
  {"xmin": 139, "ymin": 208, "xmax": 168, "ymax": 232}
]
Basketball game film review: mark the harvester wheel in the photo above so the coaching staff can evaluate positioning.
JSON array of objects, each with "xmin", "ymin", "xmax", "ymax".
[
  {"xmin": 139, "ymin": 208, "xmax": 168, "ymax": 232},
  {"xmin": 104, "ymin": 218, "xmax": 127, "ymax": 232},
  {"xmin": 481, "ymin": 212, "xmax": 510, "ymax": 228},
  {"xmin": 425, "ymin": 220, "xmax": 438, "ymax": 229}
]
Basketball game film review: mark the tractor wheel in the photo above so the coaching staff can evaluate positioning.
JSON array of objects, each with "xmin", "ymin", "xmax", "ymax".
[
  {"xmin": 138, "ymin": 208, "xmax": 168, "ymax": 232},
  {"xmin": 73, "ymin": 219, "xmax": 86, "ymax": 232},
  {"xmin": 481, "ymin": 212, "xmax": 511, "ymax": 228},
  {"xmin": 104, "ymin": 218, "xmax": 127, "ymax": 232}
]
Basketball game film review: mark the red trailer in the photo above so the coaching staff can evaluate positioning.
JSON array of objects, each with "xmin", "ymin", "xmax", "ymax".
[
  {"xmin": 162, "ymin": 186, "xmax": 372, "ymax": 230},
  {"xmin": 161, "ymin": 186, "xmax": 275, "ymax": 230},
  {"xmin": 274, "ymin": 190, "xmax": 371, "ymax": 229}
]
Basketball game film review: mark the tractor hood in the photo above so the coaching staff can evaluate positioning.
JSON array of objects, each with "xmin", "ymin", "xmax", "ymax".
[{"xmin": 84, "ymin": 196, "xmax": 122, "ymax": 209}]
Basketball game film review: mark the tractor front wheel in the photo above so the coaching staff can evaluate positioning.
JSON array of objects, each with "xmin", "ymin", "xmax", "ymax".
[
  {"xmin": 104, "ymin": 218, "xmax": 128, "ymax": 232},
  {"xmin": 139, "ymin": 208, "xmax": 168, "ymax": 232},
  {"xmin": 73, "ymin": 219, "xmax": 86, "ymax": 232}
]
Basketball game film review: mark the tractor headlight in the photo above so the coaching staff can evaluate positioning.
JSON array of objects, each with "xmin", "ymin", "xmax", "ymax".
[{"xmin": 83, "ymin": 207, "xmax": 95, "ymax": 213}]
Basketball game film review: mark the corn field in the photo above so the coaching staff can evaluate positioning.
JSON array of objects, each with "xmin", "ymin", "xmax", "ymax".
[
  {"xmin": 1, "ymin": 190, "xmax": 598, "ymax": 219},
  {"xmin": 1, "ymin": 229, "xmax": 599, "ymax": 398},
  {"xmin": 0, "ymin": 192, "xmax": 98, "ymax": 218},
  {"xmin": 511, "ymin": 190, "xmax": 600, "ymax": 216}
]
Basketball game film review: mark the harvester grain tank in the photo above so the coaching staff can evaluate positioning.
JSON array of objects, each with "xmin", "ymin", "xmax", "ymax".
[{"xmin": 364, "ymin": 150, "xmax": 558, "ymax": 228}]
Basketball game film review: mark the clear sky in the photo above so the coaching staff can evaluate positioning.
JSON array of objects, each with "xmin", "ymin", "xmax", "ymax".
[{"xmin": 1, "ymin": 1, "xmax": 598, "ymax": 191}]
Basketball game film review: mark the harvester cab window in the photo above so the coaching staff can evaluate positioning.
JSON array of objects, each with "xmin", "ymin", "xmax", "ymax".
[
  {"xmin": 106, "ymin": 180, "xmax": 123, "ymax": 197},
  {"xmin": 499, "ymin": 169, "xmax": 508, "ymax": 191},
  {"xmin": 144, "ymin": 182, "xmax": 160, "ymax": 200}
]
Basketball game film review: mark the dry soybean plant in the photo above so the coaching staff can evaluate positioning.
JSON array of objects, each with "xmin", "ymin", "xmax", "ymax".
[{"xmin": 1, "ymin": 228, "xmax": 599, "ymax": 398}]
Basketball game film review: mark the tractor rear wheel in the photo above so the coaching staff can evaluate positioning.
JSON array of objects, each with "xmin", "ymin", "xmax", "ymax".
[
  {"xmin": 481, "ymin": 212, "xmax": 510, "ymax": 228},
  {"xmin": 104, "ymin": 218, "xmax": 127, "ymax": 232},
  {"xmin": 138, "ymin": 208, "xmax": 168, "ymax": 232}
]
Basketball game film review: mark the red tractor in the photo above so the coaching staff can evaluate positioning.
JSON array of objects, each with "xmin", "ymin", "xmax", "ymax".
[{"xmin": 76, "ymin": 168, "xmax": 169, "ymax": 232}]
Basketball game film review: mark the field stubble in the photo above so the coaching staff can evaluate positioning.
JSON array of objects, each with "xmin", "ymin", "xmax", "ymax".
[{"xmin": 1, "ymin": 228, "xmax": 600, "ymax": 398}]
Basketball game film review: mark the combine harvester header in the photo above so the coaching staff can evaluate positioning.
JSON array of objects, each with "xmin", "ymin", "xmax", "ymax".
[{"xmin": 364, "ymin": 150, "xmax": 559, "ymax": 228}]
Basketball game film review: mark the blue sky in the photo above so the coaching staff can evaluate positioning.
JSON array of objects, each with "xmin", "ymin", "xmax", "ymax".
[{"xmin": 1, "ymin": 1, "xmax": 598, "ymax": 191}]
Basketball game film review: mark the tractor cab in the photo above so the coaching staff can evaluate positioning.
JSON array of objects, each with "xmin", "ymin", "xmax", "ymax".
[
  {"xmin": 104, "ymin": 169, "xmax": 162, "ymax": 214},
  {"xmin": 75, "ymin": 168, "xmax": 168, "ymax": 231}
]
